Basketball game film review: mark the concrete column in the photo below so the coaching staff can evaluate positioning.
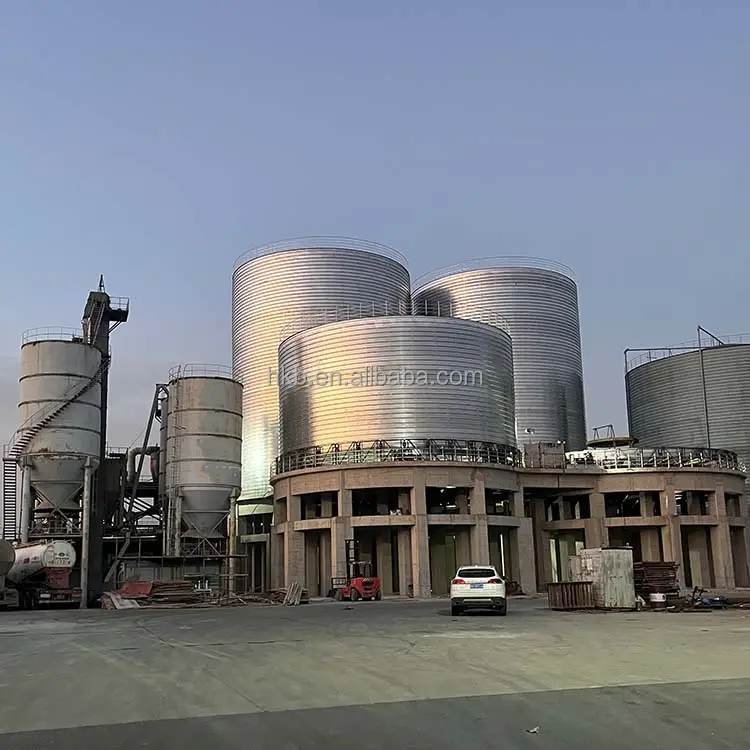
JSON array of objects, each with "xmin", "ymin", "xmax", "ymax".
[
  {"xmin": 471, "ymin": 471, "xmax": 485, "ymax": 514},
  {"xmin": 660, "ymin": 484, "xmax": 686, "ymax": 588},
  {"xmin": 397, "ymin": 528, "xmax": 413, "ymax": 595},
  {"xmin": 584, "ymin": 492, "xmax": 607, "ymax": 548},
  {"xmin": 271, "ymin": 528, "xmax": 285, "ymax": 589},
  {"xmin": 512, "ymin": 519, "xmax": 537, "ymax": 594},
  {"xmin": 411, "ymin": 470, "xmax": 431, "ymax": 597},
  {"xmin": 530, "ymin": 496, "xmax": 553, "ymax": 589},
  {"xmin": 330, "ymin": 518, "xmax": 351, "ymax": 579},
  {"xmin": 470, "ymin": 518, "xmax": 490, "ymax": 563},
  {"xmin": 511, "ymin": 490, "xmax": 524, "ymax": 518},
  {"xmin": 710, "ymin": 523, "xmax": 735, "ymax": 590}
]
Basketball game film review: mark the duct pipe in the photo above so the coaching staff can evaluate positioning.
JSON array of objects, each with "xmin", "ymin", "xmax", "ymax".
[
  {"xmin": 19, "ymin": 459, "xmax": 32, "ymax": 543},
  {"xmin": 80, "ymin": 457, "xmax": 96, "ymax": 609},
  {"xmin": 127, "ymin": 446, "xmax": 159, "ymax": 483}
]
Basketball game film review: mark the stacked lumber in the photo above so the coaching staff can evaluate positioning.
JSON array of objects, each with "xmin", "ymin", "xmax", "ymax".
[
  {"xmin": 267, "ymin": 585, "xmax": 310, "ymax": 605},
  {"xmin": 633, "ymin": 562, "xmax": 680, "ymax": 596},
  {"xmin": 117, "ymin": 580, "xmax": 204, "ymax": 606}
]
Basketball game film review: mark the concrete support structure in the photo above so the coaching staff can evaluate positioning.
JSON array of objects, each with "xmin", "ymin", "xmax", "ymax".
[{"xmin": 269, "ymin": 460, "xmax": 749, "ymax": 597}]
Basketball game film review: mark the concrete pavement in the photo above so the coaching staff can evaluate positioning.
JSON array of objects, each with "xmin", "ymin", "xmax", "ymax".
[{"xmin": 1, "ymin": 598, "xmax": 749, "ymax": 747}]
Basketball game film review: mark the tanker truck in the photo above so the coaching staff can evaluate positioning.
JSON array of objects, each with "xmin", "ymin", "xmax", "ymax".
[
  {"xmin": 0, "ymin": 540, "xmax": 80, "ymax": 610},
  {"xmin": 0, "ymin": 540, "xmax": 17, "ymax": 608}
]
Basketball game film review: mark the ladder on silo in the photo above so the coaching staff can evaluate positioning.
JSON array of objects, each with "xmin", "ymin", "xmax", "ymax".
[
  {"xmin": 2, "ymin": 457, "xmax": 18, "ymax": 539},
  {"xmin": 165, "ymin": 376, "xmax": 183, "ymax": 556},
  {"xmin": 1, "ymin": 356, "xmax": 110, "ymax": 538}
]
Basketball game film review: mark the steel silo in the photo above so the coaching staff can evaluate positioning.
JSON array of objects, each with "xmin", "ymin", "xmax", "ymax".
[
  {"xmin": 625, "ymin": 337, "xmax": 750, "ymax": 474},
  {"xmin": 277, "ymin": 315, "xmax": 516, "ymax": 455},
  {"xmin": 232, "ymin": 237, "xmax": 411, "ymax": 499},
  {"xmin": 413, "ymin": 258, "xmax": 586, "ymax": 449},
  {"xmin": 164, "ymin": 364, "xmax": 242, "ymax": 547},
  {"xmin": 14, "ymin": 329, "xmax": 102, "ymax": 534}
]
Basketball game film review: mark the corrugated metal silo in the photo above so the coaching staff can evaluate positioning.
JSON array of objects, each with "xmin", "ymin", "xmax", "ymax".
[
  {"xmin": 164, "ymin": 364, "xmax": 242, "ymax": 546},
  {"xmin": 413, "ymin": 258, "xmax": 586, "ymax": 449},
  {"xmin": 277, "ymin": 315, "xmax": 516, "ymax": 454},
  {"xmin": 232, "ymin": 237, "xmax": 411, "ymax": 499},
  {"xmin": 625, "ymin": 337, "xmax": 750, "ymax": 474},
  {"xmin": 15, "ymin": 329, "xmax": 102, "ymax": 531}
]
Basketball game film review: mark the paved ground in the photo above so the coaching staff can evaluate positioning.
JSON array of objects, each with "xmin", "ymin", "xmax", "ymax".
[{"xmin": 1, "ymin": 597, "xmax": 749, "ymax": 748}]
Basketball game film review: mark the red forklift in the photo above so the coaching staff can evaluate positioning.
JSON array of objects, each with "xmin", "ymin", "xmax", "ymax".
[{"xmin": 328, "ymin": 539, "xmax": 382, "ymax": 602}]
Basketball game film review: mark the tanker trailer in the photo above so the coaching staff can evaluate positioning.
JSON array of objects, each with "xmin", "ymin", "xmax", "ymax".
[
  {"xmin": 0, "ymin": 540, "xmax": 18, "ymax": 609},
  {"xmin": 6, "ymin": 540, "xmax": 80, "ymax": 609}
]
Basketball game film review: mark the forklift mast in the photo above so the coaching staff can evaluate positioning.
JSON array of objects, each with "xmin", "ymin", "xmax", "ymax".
[{"xmin": 346, "ymin": 538, "xmax": 359, "ymax": 581}]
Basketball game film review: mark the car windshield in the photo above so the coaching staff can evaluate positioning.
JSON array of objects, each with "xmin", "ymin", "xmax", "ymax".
[{"xmin": 458, "ymin": 568, "xmax": 496, "ymax": 578}]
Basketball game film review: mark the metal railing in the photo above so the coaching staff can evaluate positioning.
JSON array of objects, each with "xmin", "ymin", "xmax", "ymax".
[
  {"xmin": 271, "ymin": 440, "xmax": 744, "ymax": 476},
  {"xmin": 278, "ymin": 300, "xmax": 411, "ymax": 343},
  {"xmin": 413, "ymin": 256, "xmax": 576, "ymax": 289},
  {"xmin": 168, "ymin": 363, "xmax": 239, "ymax": 382},
  {"xmin": 625, "ymin": 333, "xmax": 750, "ymax": 371},
  {"xmin": 233, "ymin": 236, "xmax": 409, "ymax": 271},
  {"xmin": 565, "ymin": 447, "xmax": 745, "ymax": 473},
  {"xmin": 273, "ymin": 438, "xmax": 522, "ymax": 475},
  {"xmin": 21, "ymin": 326, "xmax": 85, "ymax": 344},
  {"xmin": 411, "ymin": 300, "xmax": 511, "ymax": 334}
]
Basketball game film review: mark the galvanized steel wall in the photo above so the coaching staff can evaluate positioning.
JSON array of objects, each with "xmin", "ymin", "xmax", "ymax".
[
  {"xmin": 413, "ymin": 260, "xmax": 586, "ymax": 449},
  {"xmin": 165, "ymin": 365, "xmax": 242, "ymax": 537},
  {"xmin": 625, "ymin": 344, "xmax": 750, "ymax": 474},
  {"xmin": 232, "ymin": 238, "xmax": 411, "ymax": 499},
  {"xmin": 278, "ymin": 316, "xmax": 516, "ymax": 451},
  {"xmin": 17, "ymin": 334, "xmax": 102, "ymax": 512}
]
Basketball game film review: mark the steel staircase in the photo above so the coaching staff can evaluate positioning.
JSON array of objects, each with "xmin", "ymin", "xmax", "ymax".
[{"xmin": 1, "ymin": 356, "xmax": 110, "ymax": 538}]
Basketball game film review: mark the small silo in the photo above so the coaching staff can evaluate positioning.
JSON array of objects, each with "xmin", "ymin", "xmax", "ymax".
[
  {"xmin": 413, "ymin": 258, "xmax": 586, "ymax": 450},
  {"xmin": 13, "ymin": 329, "xmax": 102, "ymax": 539},
  {"xmin": 277, "ymin": 315, "xmax": 516, "ymax": 458},
  {"xmin": 163, "ymin": 364, "xmax": 242, "ymax": 552},
  {"xmin": 232, "ymin": 236, "xmax": 411, "ymax": 500},
  {"xmin": 625, "ymin": 337, "xmax": 750, "ymax": 473}
]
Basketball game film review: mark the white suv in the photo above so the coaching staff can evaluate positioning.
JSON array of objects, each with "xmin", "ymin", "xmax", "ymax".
[{"xmin": 450, "ymin": 565, "xmax": 507, "ymax": 616}]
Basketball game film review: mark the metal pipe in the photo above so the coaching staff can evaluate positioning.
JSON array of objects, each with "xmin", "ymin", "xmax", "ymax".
[
  {"xmin": 173, "ymin": 494, "xmax": 182, "ymax": 557},
  {"xmin": 228, "ymin": 490, "xmax": 239, "ymax": 595},
  {"xmin": 697, "ymin": 326, "xmax": 711, "ymax": 449},
  {"xmin": 19, "ymin": 460, "xmax": 32, "ymax": 543},
  {"xmin": 80, "ymin": 458, "xmax": 94, "ymax": 609}
]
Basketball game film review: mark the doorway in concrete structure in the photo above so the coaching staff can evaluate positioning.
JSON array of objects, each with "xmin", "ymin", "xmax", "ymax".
[
  {"xmin": 548, "ymin": 530, "xmax": 585, "ymax": 582},
  {"xmin": 608, "ymin": 526, "xmax": 665, "ymax": 563},
  {"xmin": 303, "ymin": 529, "xmax": 331, "ymax": 597},
  {"xmin": 429, "ymin": 527, "xmax": 472, "ymax": 595},
  {"xmin": 488, "ymin": 527, "xmax": 509, "ymax": 578},
  {"xmin": 246, "ymin": 541, "xmax": 269, "ymax": 593},
  {"xmin": 680, "ymin": 526, "xmax": 716, "ymax": 588},
  {"xmin": 351, "ymin": 527, "xmax": 401, "ymax": 595},
  {"xmin": 731, "ymin": 528, "xmax": 750, "ymax": 587}
]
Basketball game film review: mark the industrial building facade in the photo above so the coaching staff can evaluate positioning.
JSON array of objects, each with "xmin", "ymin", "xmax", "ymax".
[{"xmin": 269, "ymin": 449, "xmax": 750, "ymax": 596}]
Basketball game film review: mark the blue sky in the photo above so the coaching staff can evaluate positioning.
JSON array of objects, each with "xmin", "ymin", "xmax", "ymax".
[{"xmin": 1, "ymin": 1, "xmax": 748, "ymax": 446}]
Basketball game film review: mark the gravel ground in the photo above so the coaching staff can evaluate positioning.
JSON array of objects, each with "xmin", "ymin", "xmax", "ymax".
[{"xmin": 1, "ymin": 596, "xmax": 749, "ymax": 748}]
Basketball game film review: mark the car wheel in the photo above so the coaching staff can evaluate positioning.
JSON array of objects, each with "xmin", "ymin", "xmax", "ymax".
[
  {"xmin": 334, "ymin": 589, "xmax": 344, "ymax": 602},
  {"xmin": 374, "ymin": 589, "xmax": 383, "ymax": 601},
  {"xmin": 350, "ymin": 588, "xmax": 361, "ymax": 602},
  {"xmin": 496, "ymin": 604, "xmax": 507, "ymax": 616},
  {"xmin": 451, "ymin": 605, "xmax": 461, "ymax": 617}
]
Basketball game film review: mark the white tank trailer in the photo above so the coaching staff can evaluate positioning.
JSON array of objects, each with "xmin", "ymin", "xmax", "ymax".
[
  {"xmin": 0, "ymin": 539, "xmax": 78, "ymax": 609},
  {"xmin": 164, "ymin": 365, "xmax": 242, "ymax": 554},
  {"xmin": 14, "ymin": 330, "xmax": 102, "ymax": 541}
]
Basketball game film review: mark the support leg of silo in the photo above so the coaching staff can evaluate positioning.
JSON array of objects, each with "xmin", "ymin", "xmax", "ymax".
[
  {"xmin": 19, "ymin": 460, "xmax": 32, "ymax": 544},
  {"xmin": 80, "ymin": 458, "xmax": 95, "ymax": 609},
  {"xmin": 228, "ymin": 491, "xmax": 239, "ymax": 596}
]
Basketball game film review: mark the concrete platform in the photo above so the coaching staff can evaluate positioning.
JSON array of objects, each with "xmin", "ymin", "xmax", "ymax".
[{"xmin": 1, "ymin": 598, "xmax": 749, "ymax": 748}]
